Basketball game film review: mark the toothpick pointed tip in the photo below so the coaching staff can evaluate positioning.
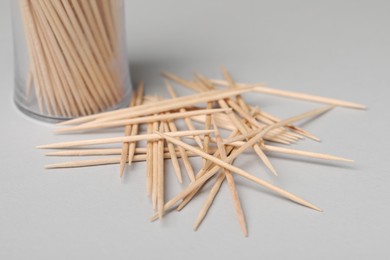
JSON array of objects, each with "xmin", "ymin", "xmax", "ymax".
[
  {"xmin": 350, "ymin": 104, "xmax": 367, "ymax": 110},
  {"xmin": 149, "ymin": 214, "xmax": 158, "ymax": 222},
  {"xmin": 337, "ymin": 158, "xmax": 354, "ymax": 163},
  {"xmin": 37, "ymin": 145, "xmax": 51, "ymax": 149},
  {"xmin": 119, "ymin": 166, "xmax": 126, "ymax": 178},
  {"xmin": 307, "ymin": 203, "xmax": 323, "ymax": 212}
]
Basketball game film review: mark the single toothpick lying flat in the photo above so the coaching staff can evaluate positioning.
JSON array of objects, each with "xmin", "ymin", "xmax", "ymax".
[
  {"xmin": 128, "ymin": 82, "xmax": 145, "ymax": 165},
  {"xmin": 55, "ymin": 108, "xmax": 230, "ymax": 133},
  {"xmin": 210, "ymin": 79, "xmax": 366, "ymax": 109},
  {"xmin": 146, "ymin": 122, "xmax": 153, "ymax": 196},
  {"xmin": 37, "ymin": 130, "xmax": 215, "ymax": 149},
  {"xmin": 119, "ymin": 87, "xmax": 138, "ymax": 177},
  {"xmin": 58, "ymin": 87, "xmax": 253, "ymax": 126},
  {"xmin": 157, "ymin": 123, "xmax": 165, "ymax": 219},
  {"xmin": 262, "ymin": 145, "xmax": 353, "ymax": 163},
  {"xmin": 46, "ymin": 151, "xmax": 201, "ymax": 169},
  {"xmin": 167, "ymin": 117, "xmax": 196, "ymax": 182},
  {"xmin": 163, "ymin": 122, "xmax": 183, "ymax": 183}
]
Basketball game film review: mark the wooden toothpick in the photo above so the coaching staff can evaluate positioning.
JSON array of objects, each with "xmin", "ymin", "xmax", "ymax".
[
  {"xmin": 149, "ymin": 131, "xmax": 321, "ymax": 222},
  {"xmin": 56, "ymin": 108, "xmax": 231, "ymax": 133},
  {"xmin": 37, "ymin": 130, "xmax": 215, "ymax": 149},
  {"xmin": 119, "ymin": 88, "xmax": 137, "ymax": 177},
  {"xmin": 127, "ymin": 82, "xmax": 145, "ymax": 165},
  {"xmin": 58, "ymin": 87, "xmax": 253, "ymax": 126},
  {"xmin": 211, "ymin": 79, "xmax": 366, "ymax": 109},
  {"xmin": 45, "ymin": 151, "xmax": 202, "ymax": 169}
]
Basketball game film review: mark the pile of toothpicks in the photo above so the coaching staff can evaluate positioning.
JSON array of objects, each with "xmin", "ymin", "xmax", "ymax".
[{"xmin": 38, "ymin": 68, "xmax": 365, "ymax": 236}]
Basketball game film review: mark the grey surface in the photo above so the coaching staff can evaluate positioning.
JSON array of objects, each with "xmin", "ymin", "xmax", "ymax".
[{"xmin": 1, "ymin": 0, "xmax": 390, "ymax": 259}]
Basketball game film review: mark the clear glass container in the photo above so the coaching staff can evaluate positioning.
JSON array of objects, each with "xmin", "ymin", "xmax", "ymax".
[{"xmin": 11, "ymin": 0, "xmax": 131, "ymax": 122}]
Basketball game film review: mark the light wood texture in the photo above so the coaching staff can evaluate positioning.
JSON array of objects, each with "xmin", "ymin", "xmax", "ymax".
[
  {"xmin": 58, "ymin": 87, "xmax": 253, "ymax": 126},
  {"xmin": 166, "ymin": 81, "xmax": 204, "ymax": 149},
  {"xmin": 224, "ymin": 106, "xmax": 333, "ymax": 145},
  {"xmin": 119, "ymin": 88, "xmax": 137, "ymax": 177},
  {"xmin": 149, "ymin": 132, "xmax": 321, "ymax": 222},
  {"xmin": 46, "ymin": 151, "xmax": 201, "ymax": 169},
  {"xmin": 157, "ymin": 123, "xmax": 165, "ymax": 219},
  {"xmin": 55, "ymin": 108, "xmax": 230, "ymax": 133},
  {"xmin": 163, "ymin": 122, "xmax": 183, "ymax": 183},
  {"xmin": 211, "ymin": 79, "xmax": 366, "ymax": 109},
  {"xmin": 212, "ymin": 117, "xmax": 248, "ymax": 236},
  {"xmin": 21, "ymin": 0, "xmax": 125, "ymax": 117},
  {"xmin": 37, "ymin": 130, "xmax": 215, "ymax": 149},
  {"xmin": 127, "ymin": 82, "xmax": 144, "ymax": 165}
]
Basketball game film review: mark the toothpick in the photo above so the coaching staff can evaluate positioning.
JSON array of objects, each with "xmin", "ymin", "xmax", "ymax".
[
  {"xmin": 128, "ymin": 82, "xmax": 144, "ymax": 165},
  {"xmin": 224, "ymin": 106, "xmax": 334, "ymax": 145},
  {"xmin": 152, "ymin": 121, "xmax": 159, "ymax": 209},
  {"xmin": 157, "ymin": 123, "xmax": 165, "ymax": 219},
  {"xmin": 119, "ymin": 88, "xmax": 137, "ymax": 177},
  {"xmin": 263, "ymin": 145, "xmax": 354, "ymax": 162},
  {"xmin": 193, "ymin": 171, "xmax": 225, "ymax": 231},
  {"xmin": 150, "ymin": 132, "xmax": 321, "ymax": 222},
  {"xmin": 163, "ymin": 122, "xmax": 183, "ymax": 183},
  {"xmin": 202, "ymin": 101, "xmax": 213, "ymax": 169},
  {"xmin": 56, "ymin": 108, "xmax": 231, "ymax": 133},
  {"xmin": 176, "ymin": 131, "xmax": 238, "ymax": 212},
  {"xmin": 37, "ymin": 129, "xmax": 215, "ymax": 149},
  {"xmin": 161, "ymin": 71, "xmax": 201, "ymax": 92},
  {"xmin": 36, "ymin": 0, "xmax": 101, "ymax": 113},
  {"xmin": 167, "ymin": 119, "xmax": 196, "ymax": 182},
  {"xmin": 58, "ymin": 87, "xmax": 253, "ymax": 126},
  {"xmin": 31, "ymin": 0, "xmax": 90, "ymax": 115},
  {"xmin": 212, "ymin": 117, "xmax": 248, "ymax": 236},
  {"xmin": 217, "ymin": 98, "xmax": 278, "ymax": 176},
  {"xmin": 165, "ymin": 80, "xmax": 204, "ymax": 148},
  {"xmin": 45, "ymin": 148, "xmax": 133, "ymax": 157},
  {"xmin": 211, "ymin": 79, "xmax": 366, "ymax": 109},
  {"xmin": 146, "ymin": 123, "xmax": 153, "ymax": 196},
  {"xmin": 189, "ymin": 72, "xmax": 278, "ymax": 175}
]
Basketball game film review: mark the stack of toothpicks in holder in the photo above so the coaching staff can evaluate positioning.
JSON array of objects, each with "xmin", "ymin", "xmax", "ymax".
[{"xmin": 13, "ymin": 0, "xmax": 130, "ymax": 121}]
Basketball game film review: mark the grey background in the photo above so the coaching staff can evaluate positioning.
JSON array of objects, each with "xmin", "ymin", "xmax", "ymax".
[{"xmin": 1, "ymin": 0, "xmax": 389, "ymax": 259}]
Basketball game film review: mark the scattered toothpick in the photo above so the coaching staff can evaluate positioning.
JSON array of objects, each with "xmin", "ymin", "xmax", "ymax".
[{"xmin": 38, "ymin": 68, "xmax": 364, "ymax": 237}]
